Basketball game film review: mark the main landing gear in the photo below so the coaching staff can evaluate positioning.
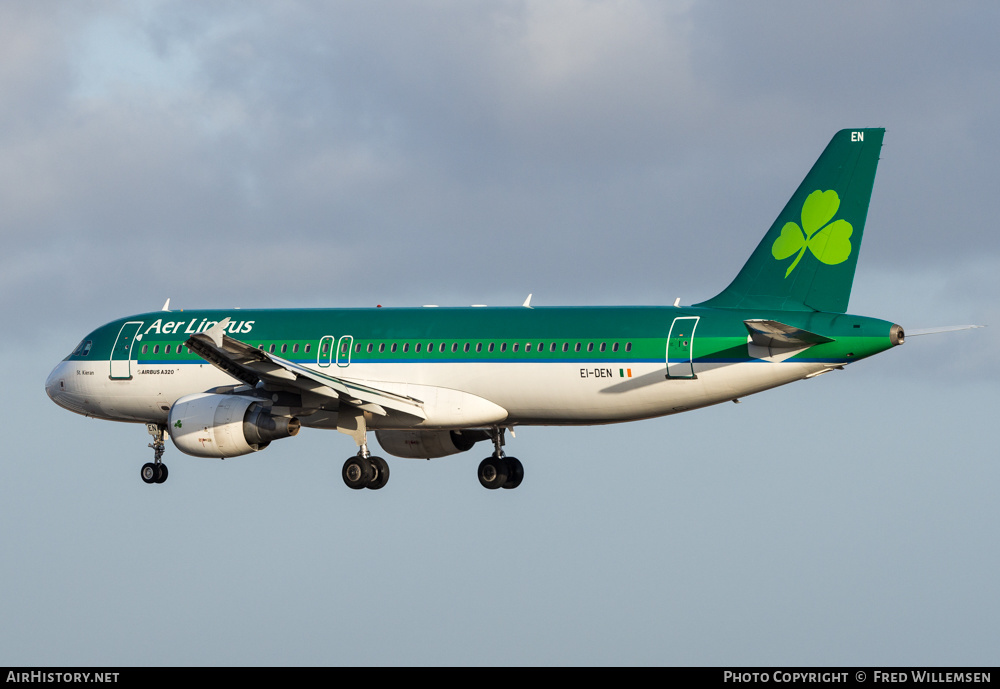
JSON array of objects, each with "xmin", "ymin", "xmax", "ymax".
[
  {"xmin": 142, "ymin": 423, "xmax": 169, "ymax": 485},
  {"xmin": 477, "ymin": 427, "xmax": 523, "ymax": 490},
  {"xmin": 342, "ymin": 439, "xmax": 389, "ymax": 490}
]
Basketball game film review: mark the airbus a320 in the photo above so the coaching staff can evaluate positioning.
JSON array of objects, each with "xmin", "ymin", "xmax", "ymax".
[{"xmin": 48, "ymin": 129, "xmax": 917, "ymax": 490}]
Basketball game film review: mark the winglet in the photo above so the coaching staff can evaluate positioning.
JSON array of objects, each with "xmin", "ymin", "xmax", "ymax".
[{"xmin": 202, "ymin": 317, "xmax": 231, "ymax": 348}]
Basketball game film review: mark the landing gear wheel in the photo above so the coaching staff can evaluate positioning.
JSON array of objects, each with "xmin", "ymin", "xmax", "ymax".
[
  {"xmin": 343, "ymin": 455, "xmax": 373, "ymax": 490},
  {"xmin": 478, "ymin": 456, "xmax": 509, "ymax": 490},
  {"xmin": 503, "ymin": 457, "xmax": 523, "ymax": 489},
  {"xmin": 144, "ymin": 424, "xmax": 168, "ymax": 485},
  {"xmin": 367, "ymin": 456, "xmax": 389, "ymax": 490},
  {"xmin": 141, "ymin": 463, "xmax": 157, "ymax": 484}
]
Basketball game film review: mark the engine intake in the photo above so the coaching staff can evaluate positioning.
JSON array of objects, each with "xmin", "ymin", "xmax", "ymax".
[{"xmin": 168, "ymin": 393, "xmax": 299, "ymax": 458}]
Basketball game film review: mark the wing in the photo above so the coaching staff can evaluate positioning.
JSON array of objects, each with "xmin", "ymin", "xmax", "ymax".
[{"xmin": 184, "ymin": 317, "xmax": 426, "ymax": 420}]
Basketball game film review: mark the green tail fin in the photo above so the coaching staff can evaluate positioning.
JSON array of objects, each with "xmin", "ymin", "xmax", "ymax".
[{"xmin": 696, "ymin": 128, "xmax": 884, "ymax": 313}]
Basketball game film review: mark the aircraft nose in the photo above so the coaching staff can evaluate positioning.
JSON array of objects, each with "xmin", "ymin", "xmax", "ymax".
[
  {"xmin": 45, "ymin": 361, "xmax": 98, "ymax": 417},
  {"xmin": 45, "ymin": 361, "xmax": 81, "ymax": 412},
  {"xmin": 45, "ymin": 363, "xmax": 66, "ymax": 403}
]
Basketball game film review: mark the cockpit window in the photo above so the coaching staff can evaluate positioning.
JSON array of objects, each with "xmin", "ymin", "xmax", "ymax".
[{"xmin": 72, "ymin": 340, "xmax": 93, "ymax": 357}]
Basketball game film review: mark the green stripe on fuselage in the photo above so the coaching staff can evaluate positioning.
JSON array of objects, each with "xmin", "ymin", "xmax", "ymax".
[{"xmin": 64, "ymin": 306, "xmax": 898, "ymax": 369}]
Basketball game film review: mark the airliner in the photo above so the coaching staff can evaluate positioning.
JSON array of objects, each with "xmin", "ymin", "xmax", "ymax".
[{"xmin": 47, "ymin": 128, "xmax": 915, "ymax": 490}]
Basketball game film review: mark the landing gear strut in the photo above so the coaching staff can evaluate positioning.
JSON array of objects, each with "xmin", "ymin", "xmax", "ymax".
[
  {"xmin": 478, "ymin": 427, "xmax": 523, "ymax": 490},
  {"xmin": 342, "ymin": 435, "xmax": 389, "ymax": 490},
  {"xmin": 142, "ymin": 423, "xmax": 169, "ymax": 484}
]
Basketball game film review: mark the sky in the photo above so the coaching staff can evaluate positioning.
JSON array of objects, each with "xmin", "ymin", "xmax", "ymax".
[{"xmin": 2, "ymin": 0, "xmax": 998, "ymax": 666}]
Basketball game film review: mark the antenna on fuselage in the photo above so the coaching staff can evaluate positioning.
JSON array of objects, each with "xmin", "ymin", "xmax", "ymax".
[
  {"xmin": 522, "ymin": 294, "xmax": 533, "ymax": 308},
  {"xmin": 162, "ymin": 298, "xmax": 171, "ymax": 312}
]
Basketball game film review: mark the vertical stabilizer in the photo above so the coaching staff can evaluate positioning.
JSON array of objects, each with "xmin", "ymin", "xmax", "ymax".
[{"xmin": 696, "ymin": 128, "xmax": 884, "ymax": 313}]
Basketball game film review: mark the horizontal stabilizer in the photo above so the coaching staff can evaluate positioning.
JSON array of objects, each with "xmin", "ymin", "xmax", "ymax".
[{"xmin": 744, "ymin": 319, "xmax": 834, "ymax": 349}]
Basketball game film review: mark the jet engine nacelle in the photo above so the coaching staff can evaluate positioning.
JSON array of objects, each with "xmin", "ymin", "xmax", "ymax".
[
  {"xmin": 168, "ymin": 393, "xmax": 300, "ymax": 458},
  {"xmin": 375, "ymin": 429, "xmax": 490, "ymax": 459}
]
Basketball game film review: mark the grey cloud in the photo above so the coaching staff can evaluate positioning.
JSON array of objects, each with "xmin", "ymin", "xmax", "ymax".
[
  {"xmin": 5, "ymin": 2, "xmax": 999, "ymax": 667},
  {"xmin": 1, "ymin": 1, "xmax": 996, "ymax": 373}
]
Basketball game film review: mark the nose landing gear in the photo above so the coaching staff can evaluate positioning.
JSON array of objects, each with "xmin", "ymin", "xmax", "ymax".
[{"xmin": 142, "ymin": 423, "xmax": 169, "ymax": 484}]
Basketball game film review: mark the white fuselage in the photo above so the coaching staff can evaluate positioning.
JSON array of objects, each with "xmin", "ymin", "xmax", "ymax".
[{"xmin": 46, "ymin": 354, "xmax": 830, "ymax": 430}]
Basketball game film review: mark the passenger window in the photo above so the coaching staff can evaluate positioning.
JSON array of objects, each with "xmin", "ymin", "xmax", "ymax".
[
  {"xmin": 488, "ymin": 343, "xmax": 495, "ymax": 353},
  {"xmin": 379, "ymin": 343, "xmax": 385, "ymax": 353},
  {"xmin": 451, "ymin": 343, "xmax": 457, "ymax": 353},
  {"xmin": 587, "ymin": 343, "xmax": 594, "ymax": 352},
  {"xmin": 293, "ymin": 344, "xmax": 300, "ymax": 354},
  {"xmin": 476, "ymin": 343, "xmax": 482, "ymax": 353},
  {"xmin": 403, "ymin": 343, "xmax": 409, "ymax": 353},
  {"xmin": 463, "ymin": 343, "xmax": 470, "ymax": 353},
  {"xmin": 500, "ymin": 343, "xmax": 507, "ymax": 352},
  {"xmin": 562, "ymin": 343, "xmax": 568, "ymax": 352},
  {"xmin": 391, "ymin": 343, "xmax": 397, "ymax": 353},
  {"xmin": 626, "ymin": 342, "xmax": 632, "ymax": 352},
  {"xmin": 599, "ymin": 343, "xmax": 606, "ymax": 352},
  {"xmin": 142, "ymin": 345, "xmax": 148, "ymax": 354},
  {"xmin": 166, "ymin": 345, "xmax": 172, "ymax": 354},
  {"xmin": 612, "ymin": 342, "xmax": 619, "ymax": 352},
  {"xmin": 367, "ymin": 343, "xmax": 374, "ymax": 353},
  {"xmin": 355, "ymin": 343, "xmax": 361, "ymax": 353},
  {"xmin": 524, "ymin": 343, "xmax": 530, "ymax": 352},
  {"xmin": 550, "ymin": 343, "xmax": 557, "ymax": 352},
  {"xmin": 269, "ymin": 344, "xmax": 276, "ymax": 353},
  {"xmin": 281, "ymin": 344, "xmax": 288, "ymax": 354},
  {"xmin": 513, "ymin": 343, "xmax": 519, "ymax": 352},
  {"xmin": 574, "ymin": 343, "xmax": 581, "ymax": 352},
  {"xmin": 153, "ymin": 345, "xmax": 160, "ymax": 354},
  {"xmin": 416, "ymin": 343, "xmax": 422, "ymax": 353},
  {"xmin": 305, "ymin": 344, "xmax": 311, "ymax": 353}
]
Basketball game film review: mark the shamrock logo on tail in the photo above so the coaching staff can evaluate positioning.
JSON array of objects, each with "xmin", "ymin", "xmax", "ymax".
[{"xmin": 771, "ymin": 190, "xmax": 853, "ymax": 278}]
